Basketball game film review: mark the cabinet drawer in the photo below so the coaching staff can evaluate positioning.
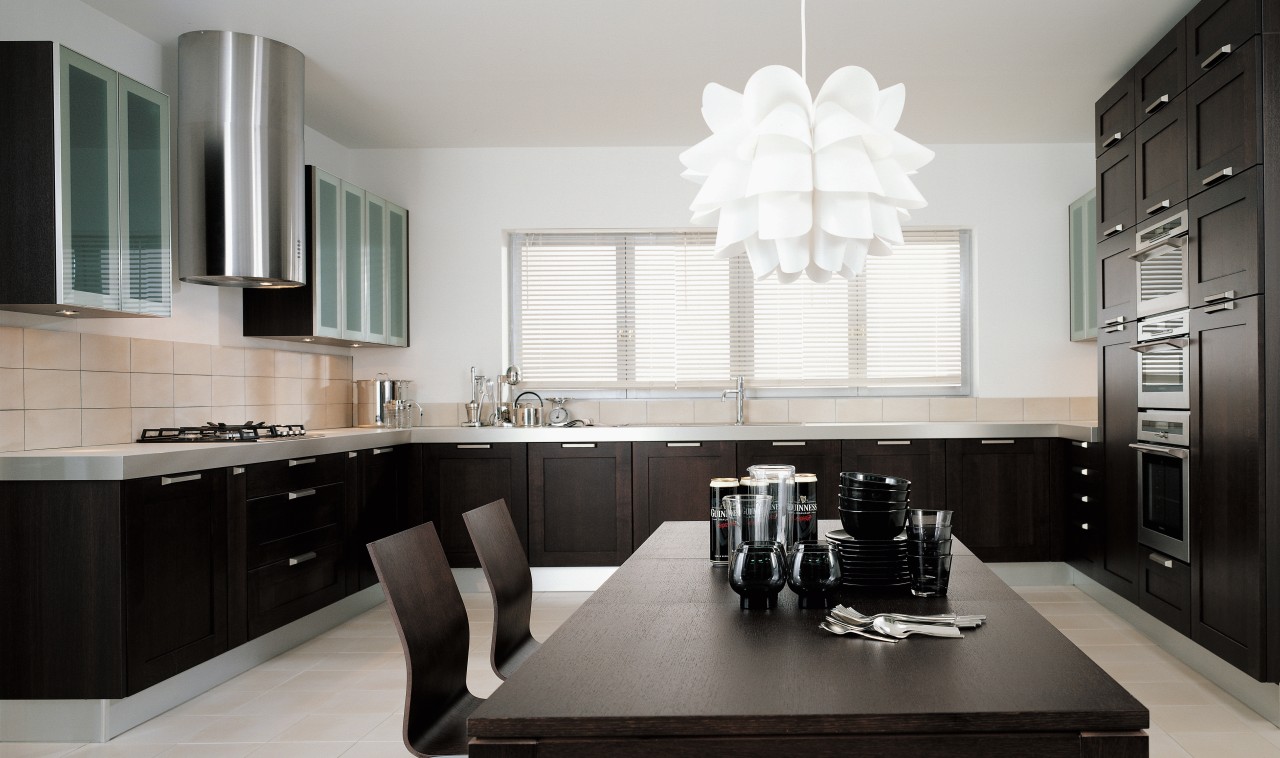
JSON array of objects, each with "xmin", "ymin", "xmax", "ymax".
[
  {"xmin": 1096, "ymin": 134, "xmax": 1136, "ymax": 241},
  {"xmin": 1096, "ymin": 231, "xmax": 1136, "ymax": 327},
  {"xmin": 247, "ymin": 482, "xmax": 344, "ymax": 568},
  {"xmin": 1134, "ymin": 93, "xmax": 1187, "ymax": 215},
  {"xmin": 1186, "ymin": 0, "xmax": 1271, "ymax": 86},
  {"xmin": 1186, "ymin": 35, "xmax": 1259, "ymax": 193},
  {"xmin": 245, "ymin": 451, "xmax": 347, "ymax": 498},
  {"xmin": 1134, "ymin": 19, "xmax": 1185, "ymax": 126},
  {"xmin": 246, "ymin": 541, "xmax": 346, "ymax": 640},
  {"xmin": 1094, "ymin": 69, "xmax": 1134, "ymax": 156},
  {"xmin": 1188, "ymin": 166, "xmax": 1261, "ymax": 303},
  {"xmin": 1140, "ymin": 550, "xmax": 1191, "ymax": 637}
]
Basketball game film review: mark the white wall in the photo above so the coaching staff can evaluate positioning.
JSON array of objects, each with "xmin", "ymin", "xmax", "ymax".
[{"xmin": 347, "ymin": 143, "xmax": 1098, "ymax": 402}]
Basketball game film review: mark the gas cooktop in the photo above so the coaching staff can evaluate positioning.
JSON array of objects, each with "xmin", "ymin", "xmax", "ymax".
[{"xmin": 137, "ymin": 422, "xmax": 308, "ymax": 443}]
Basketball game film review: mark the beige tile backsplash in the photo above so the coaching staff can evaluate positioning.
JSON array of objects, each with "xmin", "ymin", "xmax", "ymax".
[{"xmin": 0, "ymin": 327, "xmax": 355, "ymax": 451}]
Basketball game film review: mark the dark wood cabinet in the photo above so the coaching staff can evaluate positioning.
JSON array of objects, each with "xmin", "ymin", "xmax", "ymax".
[
  {"xmin": 736, "ymin": 439, "xmax": 841, "ymax": 518},
  {"xmin": 1095, "ymin": 69, "xmax": 1135, "ymax": 156},
  {"xmin": 1134, "ymin": 20, "xmax": 1186, "ymax": 126},
  {"xmin": 421, "ymin": 442, "xmax": 528, "ymax": 568},
  {"xmin": 1096, "ymin": 324, "xmax": 1140, "ymax": 602},
  {"xmin": 631, "ymin": 441, "xmax": 736, "ymax": 550},
  {"xmin": 1096, "ymin": 134, "xmax": 1137, "ymax": 241},
  {"xmin": 943, "ymin": 438, "xmax": 1051, "ymax": 563},
  {"xmin": 1140, "ymin": 550, "xmax": 1192, "ymax": 638},
  {"xmin": 1063, "ymin": 440, "xmax": 1103, "ymax": 574},
  {"xmin": 1186, "ymin": 35, "xmax": 1260, "ymax": 192},
  {"xmin": 350, "ymin": 445, "xmax": 403, "ymax": 591},
  {"xmin": 1135, "ymin": 92, "xmax": 1188, "ymax": 215},
  {"xmin": 1188, "ymin": 166, "xmax": 1262, "ymax": 303},
  {"xmin": 1190, "ymin": 295, "xmax": 1265, "ymax": 677},
  {"xmin": 529, "ymin": 442, "xmax": 632, "ymax": 566},
  {"xmin": 1096, "ymin": 231, "xmax": 1138, "ymax": 327},
  {"xmin": 841, "ymin": 439, "xmax": 946, "ymax": 511},
  {"xmin": 1185, "ymin": 0, "xmax": 1274, "ymax": 86}
]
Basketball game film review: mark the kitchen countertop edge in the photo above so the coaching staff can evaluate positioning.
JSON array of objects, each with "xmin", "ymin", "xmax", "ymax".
[{"xmin": 0, "ymin": 421, "xmax": 1098, "ymax": 481}]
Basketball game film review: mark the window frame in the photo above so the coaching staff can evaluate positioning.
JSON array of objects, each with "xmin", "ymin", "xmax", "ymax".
[{"xmin": 506, "ymin": 228, "xmax": 972, "ymax": 399}]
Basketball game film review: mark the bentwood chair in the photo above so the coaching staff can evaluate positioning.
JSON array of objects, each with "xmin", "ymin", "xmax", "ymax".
[
  {"xmin": 463, "ymin": 499, "xmax": 541, "ymax": 680},
  {"xmin": 367, "ymin": 522, "xmax": 482, "ymax": 757}
]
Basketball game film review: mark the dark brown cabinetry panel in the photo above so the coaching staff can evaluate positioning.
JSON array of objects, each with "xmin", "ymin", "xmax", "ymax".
[
  {"xmin": 350, "ymin": 446, "xmax": 403, "ymax": 591},
  {"xmin": 529, "ymin": 442, "xmax": 632, "ymax": 566},
  {"xmin": 1190, "ymin": 296, "xmax": 1265, "ymax": 677},
  {"xmin": 1187, "ymin": 35, "xmax": 1259, "ymax": 191},
  {"xmin": 246, "ymin": 542, "xmax": 347, "ymax": 640},
  {"xmin": 1135, "ymin": 93, "xmax": 1188, "ymax": 215},
  {"xmin": 736, "ymin": 439, "xmax": 841, "ymax": 518},
  {"xmin": 1188, "ymin": 167, "xmax": 1262, "ymax": 302},
  {"xmin": 1063, "ymin": 440, "xmax": 1103, "ymax": 574},
  {"xmin": 1134, "ymin": 20, "xmax": 1186, "ymax": 126},
  {"xmin": 1097, "ymin": 135, "xmax": 1137, "ymax": 241},
  {"xmin": 1097, "ymin": 325, "xmax": 1140, "ymax": 601},
  {"xmin": 631, "ymin": 441, "xmax": 736, "ymax": 550},
  {"xmin": 1096, "ymin": 231, "xmax": 1137, "ymax": 327},
  {"xmin": 943, "ymin": 438, "xmax": 1051, "ymax": 563},
  {"xmin": 1095, "ymin": 69, "xmax": 1135, "ymax": 156},
  {"xmin": 841, "ymin": 439, "xmax": 946, "ymax": 511},
  {"xmin": 123, "ymin": 470, "xmax": 229, "ymax": 693},
  {"xmin": 1185, "ymin": 0, "xmax": 1274, "ymax": 86},
  {"xmin": 421, "ymin": 443, "xmax": 529, "ymax": 568},
  {"xmin": 1140, "ymin": 550, "xmax": 1192, "ymax": 637}
]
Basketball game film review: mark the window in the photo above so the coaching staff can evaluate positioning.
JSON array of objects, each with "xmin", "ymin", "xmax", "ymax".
[{"xmin": 509, "ymin": 229, "xmax": 970, "ymax": 395}]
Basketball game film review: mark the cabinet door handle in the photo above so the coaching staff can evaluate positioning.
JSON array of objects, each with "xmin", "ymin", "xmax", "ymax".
[
  {"xmin": 1145, "ymin": 199, "xmax": 1171, "ymax": 216},
  {"xmin": 348, "ymin": 451, "xmax": 358, "ymax": 458},
  {"xmin": 1203, "ymin": 290, "xmax": 1235, "ymax": 303},
  {"xmin": 562, "ymin": 443, "xmax": 596, "ymax": 448},
  {"xmin": 288, "ymin": 551, "xmax": 317, "ymax": 566},
  {"xmin": 457, "ymin": 444, "xmax": 491, "ymax": 449},
  {"xmin": 1143, "ymin": 94, "xmax": 1169, "ymax": 114},
  {"xmin": 161, "ymin": 473, "xmax": 201, "ymax": 486},
  {"xmin": 1200, "ymin": 44, "xmax": 1232, "ymax": 70},
  {"xmin": 980, "ymin": 439, "xmax": 1015, "ymax": 445},
  {"xmin": 876, "ymin": 440, "xmax": 911, "ymax": 446},
  {"xmin": 1102, "ymin": 322, "xmax": 1127, "ymax": 333},
  {"xmin": 1201, "ymin": 167, "xmax": 1233, "ymax": 186},
  {"xmin": 288, "ymin": 488, "xmax": 317, "ymax": 500},
  {"xmin": 373, "ymin": 447, "xmax": 394, "ymax": 454},
  {"xmin": 666, "ymin": 442, "xmax": 702, "ymax": 447},
  {"xmin": 1102, "ymin": 224, "xmax": 1124, "ymax": 238},
  {"xmin": 772, "ymin": 441, "xmax": 805, "ymax": 446},
  {"xmin": 1073, "ymin": 467, "xmax": 1090, "ymax": 476},
  {"xmin": 288, "ymin": 458, "xmax": 316, "ymax": 467},
  {"xmin": 1148, "ymin": 552, "xmax": 1174, "ymax": 568},
  {"xmin": 1080, "ymin": 495, "xmax": 1090, "ymax": 503},
  {"xmin": 1080, "ymin": 523, "xmax": 1090, "ymax": 530},
  {"xmin": 1102, "ymin": 132, "xmax": 1122, "ymax": 148},
  {"xmin": 1129, "ymin": 337, "xmax": 1189, "ymax": 353},
  {"xmin": 232, "ymin": 467, "xmax": 245, "ymax": 475},
  {"xmin": 1204, "ymin": 300, "xmax": 1237, "ymax": 314},
  {"xmin": 1071, "ymin": 440, "xmax": 1090, "ymax": 448}
]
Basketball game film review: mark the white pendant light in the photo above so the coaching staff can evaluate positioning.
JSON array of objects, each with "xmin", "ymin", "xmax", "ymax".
[{"xmin": 679, "ymin": 0, "xmax": 934, "ymax": 283}]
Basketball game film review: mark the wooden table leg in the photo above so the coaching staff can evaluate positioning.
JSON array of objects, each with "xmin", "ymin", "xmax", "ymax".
[{"xmin": 1080, "ymin": 731, "xmax": 1148, "ymax": 757}]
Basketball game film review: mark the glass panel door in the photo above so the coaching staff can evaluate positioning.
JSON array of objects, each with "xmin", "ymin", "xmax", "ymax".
[
  {"xmin": 59, "ymin": 47, "xmax": 119, "ymax": 310},
  {"xmin": 118, "ymin": 75, "xmax": 170, "ymax": 316},
  {"xmin": 312, "ymin": 169, "xmax": 343, "ymax": 338},
  {"xmin": 365, "ymin": 193, "xmax": 388, "ymax": 344},
  {"xmin": 341, "ymin": 182, "xmax": 366, "ymax": 341},
  {"xmin": 387, "ymin": 202, "xmax": 408, "ymax": 346}
]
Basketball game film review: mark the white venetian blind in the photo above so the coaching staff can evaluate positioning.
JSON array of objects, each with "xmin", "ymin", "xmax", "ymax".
[{"xmin": 511, "ymin": 229, "xmax": 967, "ymax": 391}]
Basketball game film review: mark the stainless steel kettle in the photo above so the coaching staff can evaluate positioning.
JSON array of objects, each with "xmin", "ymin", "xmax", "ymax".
[
  {"xmin": 513, "ymin": 391, "xmax": 545, "ymax": 427},
  {"xmin": 356, "ymin": 373, "xmax": 413, "ymax": 427}
]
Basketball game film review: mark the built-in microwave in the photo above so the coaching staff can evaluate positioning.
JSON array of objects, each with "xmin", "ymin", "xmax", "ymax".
[
  {"xmin": 1132, "ymin": 410, "xmax": 1191, "ymax": 563},
  {"xmin": 1131, "ymin": 209, "xmax": 1189, "ymax": 318},
  {"xmin": 1132, "ymin": 310, "xmax": 1189, "ymax": 409}
]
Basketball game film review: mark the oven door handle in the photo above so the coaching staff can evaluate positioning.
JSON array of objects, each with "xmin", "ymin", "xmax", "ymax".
[
  {"xmin": 1128, "ymin": 234, "xmax": 1187, "ymax": 262},
  {"xmin": 1129, "ymin": 442, "xmax": 1189, "ymax": 459},
  {"xmin": 1129, "ymin": 337, "xmax": 1189, "ymax": 353}
]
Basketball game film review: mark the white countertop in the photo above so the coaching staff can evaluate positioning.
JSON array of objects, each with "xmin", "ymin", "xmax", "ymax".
[{"xmin": 0, "ymin": 421, "xmax": 1097, "ymax": 481}]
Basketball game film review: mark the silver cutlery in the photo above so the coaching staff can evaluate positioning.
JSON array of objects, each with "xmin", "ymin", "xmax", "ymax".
[
  {"xmin": 832, "ymin": 605, "xmax": 985, "ymax": 628},
  {"xmin": 819, "ymin": 619, "xmax": 899, "ymax": 642},
  {"xmin": 871, "ymin": 616, "xmax": 964, "ymax": 639}
]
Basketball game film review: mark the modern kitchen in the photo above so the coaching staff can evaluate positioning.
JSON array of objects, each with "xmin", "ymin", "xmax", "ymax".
[{"xmin": 0, "ymin": 0, "xmax": 1277, "ymax": 756}]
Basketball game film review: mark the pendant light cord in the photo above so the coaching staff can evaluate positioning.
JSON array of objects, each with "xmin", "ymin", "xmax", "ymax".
[{"xmin": 800, "ymin": 0, "xmax": 808, "ymax": 84}]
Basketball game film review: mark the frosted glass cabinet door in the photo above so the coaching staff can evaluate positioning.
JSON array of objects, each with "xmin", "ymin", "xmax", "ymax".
[
  {"xmin": 312, "ymin": 168, "xmax": 343, "ymax": 338},
  {"xmin": 60, "ymin": 47, "xmax": 120, "ymax": 311},
  {"xmin": 118, "ymin": 75, "xmax": 170, "ymax": 316},
  {"xmin": 365, "ymin": 193, "xmax": 389, "ymax": 345},
  {"xmin": 1069, "ymin": 190, "xmax": 1098, "ymax": 342},
  {"xmin": 341, "ymin": 181, "xmax": 367, "ymax": 341},
  {"xmin": 386, "ymin": 202, "xmax": 408, "ymax": 346}
]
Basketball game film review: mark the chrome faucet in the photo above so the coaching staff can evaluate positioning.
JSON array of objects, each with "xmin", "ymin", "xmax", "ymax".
[{"xmin": 721, "ymin": 375, "xmax": 746, "ymax": 425}]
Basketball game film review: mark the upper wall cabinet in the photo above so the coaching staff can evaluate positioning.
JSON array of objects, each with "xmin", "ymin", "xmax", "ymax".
[
  {"xmin": 244, "ymin": 166, "xmax": 409, "ymax": 347},
  {"xmin": 1094, "ymin": 70, "xmax": 1135, "ymax": 157},
  {"xmin": 1185, "ymin": 0, "xmax": 1277, "ymax": 86},
  {"xmin": 0, "ymin": 42, "xmax": 171, "ymax": 318},
  {"xmin": 1134, "ymin": 20, "xmax": 1186, "ymax": 126}
]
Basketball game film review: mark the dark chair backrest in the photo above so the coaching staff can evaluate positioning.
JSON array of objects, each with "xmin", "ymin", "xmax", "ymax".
[
  {"xmin": 368, "ymin": 522, "xmax": 481, "ymax": 756},
  {"xmin": 463, "ymin": 499, "xmax": 540, "ymax": 680}
]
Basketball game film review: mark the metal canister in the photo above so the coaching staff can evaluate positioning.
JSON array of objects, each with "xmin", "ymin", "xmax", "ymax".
[
  {"xmin": 791, "ymin": 473, "xmax": 819, "ymax": 544},
  {"xmin": 709, "ymin": 478, "xmax": 740, "ymax": 564}
]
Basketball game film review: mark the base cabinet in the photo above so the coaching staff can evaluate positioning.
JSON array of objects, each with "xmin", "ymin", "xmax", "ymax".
[
  {"xmin": 349, "ymin": 445, "xmax": 403, "ymax": 591},
  {"xmin": 1140, "ymin": 550, "xmax": 1192, "ymax": 638},
  {"xmin": 944, "ymin": 438, "xmax": 1051, "ymax": 562},
  {"xmin": 420, "ymin": 442, "xmax": 528, "ymax": 568},
  {"xmin": 1096, "ymin": 324, "xmax": 1140, "ymax": 601},
  {"xmin": 841, "ymin": 439, "xmax": 946, "ymax": 511},
  {"xmin": 736, "ymin": 440, "xmax": 841, "ymax": 519},
  {"xmin": 1063, "ymin": 440, "xmax": 1103, "ymax": 574},
  {"xmin": 529, "ymin": 442, "xmax": 632, "ymax": 566},
  {"xmin": 632, "ymin": 441, "xmax": 736, "ymax": 550}
]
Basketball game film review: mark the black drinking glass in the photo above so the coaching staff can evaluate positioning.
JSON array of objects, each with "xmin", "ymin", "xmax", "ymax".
[
  {"xmin": 908, "ymin": 555, "xmax": 954, "ymax": 597},
  {"xmin": 787, "ymin": 541, "xmax": 841, "ymax": 609},
  {"xmin": 728, "ymin": 542, "xmax": 786, "ymax": 610}
]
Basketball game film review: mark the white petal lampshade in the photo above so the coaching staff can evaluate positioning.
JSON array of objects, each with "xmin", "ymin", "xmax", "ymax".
[{"xmin": 680, "ymin": 64, "xmax": 933, "ymax": 282}]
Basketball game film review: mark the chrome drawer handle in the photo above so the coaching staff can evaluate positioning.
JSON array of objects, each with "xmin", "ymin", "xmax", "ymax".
[
  {"xmin": 1129, "ymin": 337, "xmax": 1189, "ymax": 353},
  {"xmin": 666, "ymin": 442, "xmax": 702, "ymax": 447},
  {"xmin": 1080, "ymin": 495, "xmax": 1090, "ymax": 503},
  {"xmin": 1145, "ymin": 200, "xmax": 1171, "ymax": 216},
  {"xmin": 1143, "ymin": 94, "xmax": 1169, "ymax": 114},
  {"xmin": 877, "ymin": 440, "xmax": 911, "ymax": 446},
  {"xmin": 772, "ymin": 441, "xmax": 805, "ymax": 446},
  {"xmin": 1201, "ymin": 44, "xmax": 1231, "ymax": 70},
  {"xmin": 1201, "ymin": 167, "xmax": 1233, "ymax": 186},
  {"xmin": 1080, "ymin": 523, "xmax": 1090, "ymax": 530},
  {"xmin": 562, "ymin": 443, "xmax": 596, "ymax": 448},
  {"xmin": 1205, "ymin": 301, "xmax": 1237, "ymax": 314},
  {"xmin": 1074, "ymin": 467, "xmax": 1090, "ymax": 476},
  {"xmin": 1102, "ymin": 224, "xmax": 1124, "ymax": 238},
  {"xmin": 457, "ymin": 444, "xmax": 491, "ymax": 449},
  {"xmin": 980, "ymin": 439, "xmax": 1014, "ymax": 445},
  {"xmin": 348, "ymin": 451, "xmax": 357, "ymax": 458},
  {"xmin": 161, "ymin": 473, "xmax": 201, "ymax": 486},
  {"xmin": 1148, "ymin": 552, "xmax": 1174, "ymax": 568},
  {"xmin": 373, "ymin": 447, "xmax": 394, "ymax": 454},
  {"xmin": 232, "ymin": 467, "xmax": 245, "ymax": 475},
  {"xmin": 1203, "ymin": 290, "xmax": 1235, "ymax": 303},
  {"xmin": 1102, "ymin": 132, "xmax": 1122, "ymax": 148},
  {"xmin": 288, "ymin": 458, "xmax": 316, "ymax": 467},
  {"xmin": 1103, "ymin": 322, "xmax": 1127, "ymax": 333},
  {"xmin": 1071, "ymin": 440, "xmax": 1090, "ymax": 448},
  {"xmin": 288, "ymin": 488, "xmax": 317, "ymax": 500},
  {"xmin": 288, "ymin": 551, "xmax": 317, "ymax": 566}
]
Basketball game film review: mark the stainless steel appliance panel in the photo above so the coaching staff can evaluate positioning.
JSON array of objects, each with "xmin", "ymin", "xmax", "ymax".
[
  {"xmin": 1131, "ymin": 209, "xmax": 1189, "ymax": 318},
  {"xmin": 1132, "ymin": 310, "xmax": 1189, "ymax": 409}
]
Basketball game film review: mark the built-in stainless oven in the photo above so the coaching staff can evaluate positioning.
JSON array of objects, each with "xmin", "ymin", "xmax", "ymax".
[
  {"xmin": 1131, "ymin": 410, "xmax": 1190, "ymax": 563},
  {"xmin": 1131, "ymin": 309, "xmax": 1189, "ymax": 409},
  {"xmin": 1131, "ymin": 208, "xmax": 1189, "ymax": 318}
]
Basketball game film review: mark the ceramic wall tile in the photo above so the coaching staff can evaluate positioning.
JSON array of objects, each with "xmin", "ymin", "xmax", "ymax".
[
  {"xmin": 0, "ymin": 368, "xmax": 22, "ymax": 410},
  {"xmin": 420, "ymin": 403, "xmax": 459, "ymax": 427},
  {"xmin": 275, "ymin": 351, "xmax": 302, "ymax": 379},
  {"xmin": 173, "ymin": 343, "xmax": 212, "ymax": 375},
  {"xmin": 692, "ymin": 399, "xmax": 735, "ymax": 424},
  {"xmin": 302, "ymin": 379, "xmax": 326, "ymax": 405},
  {"xmin": 173, "ymin": 406, "xmax": 213, "ymax": 428},
  {"xmin": 882, "ymin": 398, "xmax": 929, "ymax": 421},
  {"xmin": 23, "ymin": 369, "xmax": 80, "ymax": 410},
  {"xmin": 245, "ymin": 405, "xmax": 276, "ymax": 423},
  {"xmin": 131, "ymin": 407, "xmax": 174, "ymax": 439},
  {"xmin": 743, "ymin": 398, "xmax": 787, "ymax": 423},
  {"xmin": 274, "ymin": 377, "xmax": 302, "ymax": 404},
  {"xmin": 646, "ymin": 400, "xmax": 695, "ymax": 425},
  {"xmin": 325, "ymin": 404, "xmax": 352, "ymax": 429},
  {"xmin": 81, "ymin": 371, "xmax": 131, "ymax": 408},
  {"xmin": 174, "ymin": 374, "xmax": 213, "ymax": 407},
  {"xmin": 564, "ymin": 400, "xmax": 600, "ymax": 425},
  {"xmin": 788, "ymin": 398, "xmax": 835, "ymax": 423},
  {"xmin": 81, "ymin": 334, "xmax": 130, "ymax": 372},
  {"xmin": 328, "ymin": 355, "xmax": 353, "ymax": 381},
  {"xmin": 24, "ymin": 329, "xmax": 80, "ymax": 370},
  {"xmin": 211, "ymin": 406, "xmax": 247, "ymax": 425},
  {"xmin": 929, "ymin": 397, "xmax": 976, "ymax": 422},
  {"xmin": 131, "ymin": 372, "xmax": 174, "ymax": 408},
  {"xmin": 835, "ymin": 398, "xmax": 883, "ymax": 422},
  {"xmin": 25, "ymin": 409, "xmax": 82, "ymax": 449},
  {"xmin": 212, "ymin": 376, "xmax": 246, "ymax": 407},
  {"xmin": 300, "ymin": 353, "xmax": 325, "ymax": 380},
  {"xmin": 326, "ymin": 380, "xmax": 352, "ymax": 405},
  {"xmin": 1071, "ymin": 396, "xmax": 1098, "ymax": 421},
  {"xmin": 245, "ymin": 376, "xmax": 276, "ymax": 406},
  {"xmin": 0, "ymin": 327, "xmax": 22, "ymax": 368},
  {"xmin": 975, "ymin": 398, "xmax": 1024, "ymax": 421},
  {"xmin": 0, "ymin": 410, "xmax": 23, "ymax": 451},
  {"xmin": 597, "ymin": 401, "xmax": 646, "ymax": 426},
  {"xmin": 81, "ymin": 408, "xmax": 132, "ymax": 446},
  {"xmin": 130, "ymin": 338, "xmax": 173, "ymax": 374},
  {"xmin": 211, "ymin": 346, "xmax": 246, "ymax": 376},
  {"xmin": 275, "ymin": 404, "xmax": 304, "ymax": 424},
  {"xmin": 245, "ymin": 349, "xmax": 277, "ymax": 377},
  {"xmin": 1023, "ymin": 397, "xmax": 1071, "ymax": 421}
]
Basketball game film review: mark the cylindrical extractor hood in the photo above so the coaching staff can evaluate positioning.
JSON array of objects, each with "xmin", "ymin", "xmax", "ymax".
[{"xmin": 178, "ymin": 30, "xmax": 306, "ymax": 287}]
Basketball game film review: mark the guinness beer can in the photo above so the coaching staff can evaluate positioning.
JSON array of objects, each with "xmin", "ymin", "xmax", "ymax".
[
  {"xmin": 791, "ymin": 473, "xmax": 819, "ymax": 544},
  {"xmin": 709, "ymin": 478, "xmax": 740, "ymax": 563}
]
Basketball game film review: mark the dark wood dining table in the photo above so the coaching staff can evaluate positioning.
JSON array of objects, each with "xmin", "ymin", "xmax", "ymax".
[{"xmin": 467, "ymin": 520, "xmax": 1148, "ymax": 757}]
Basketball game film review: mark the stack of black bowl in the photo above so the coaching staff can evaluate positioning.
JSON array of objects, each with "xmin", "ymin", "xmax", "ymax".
[{"xmin": 827, "ymin": 472, "xmax": 911, "ymax": 590}]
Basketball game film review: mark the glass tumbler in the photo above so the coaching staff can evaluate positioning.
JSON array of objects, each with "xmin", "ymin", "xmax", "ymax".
[
  {"xmin": 724, "ymin": 493, "xmax": 778, "ymax": 550},
  {"xmin": 746, "ymin": 464, "xmax": 796, "ymax": 550},
  {"xmin": 729, "ymin": 542, "xmax": 786, "ymax": 609}
]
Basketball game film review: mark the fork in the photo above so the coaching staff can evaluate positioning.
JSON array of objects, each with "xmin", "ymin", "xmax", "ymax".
[
  {"xmin": 871, "ymin": 616, "xmax": 964, "ymax": 639},
  {"xmin": 833, "ymin": 605, "xmax": 985, "ymax": 628},
  {"xmin": 819, "ymin": 619, "xmax": 899, "ymax": 642}
]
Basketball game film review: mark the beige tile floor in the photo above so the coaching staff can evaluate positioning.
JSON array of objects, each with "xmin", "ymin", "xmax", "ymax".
[{"xmin": 3, "ymin": 585, "xmax": 1279, "ymax": 757}]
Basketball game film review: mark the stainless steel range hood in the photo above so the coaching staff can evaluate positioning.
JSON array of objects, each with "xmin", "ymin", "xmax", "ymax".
[{"xmin": 177, "ymin": 30, "xmax": 306, "ymax": 287}]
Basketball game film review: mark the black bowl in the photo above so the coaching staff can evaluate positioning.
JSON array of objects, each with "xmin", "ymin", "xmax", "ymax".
[
  {"xmin": 838, "ymin": 485, "xmax": 910, "ymax": 503},
  {"xmin": 839, "ymin": 472, "xmax": 912, "ymax": 490},
  {"xmin": 838, "ymin": 496, "xmax": 909, "ymax": 511},
  {"xmin": 838, "ymin": 508, "xmax": 908, "ymax": 540}
]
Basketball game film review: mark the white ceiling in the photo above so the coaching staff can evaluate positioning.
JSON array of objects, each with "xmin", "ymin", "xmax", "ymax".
[{"xmin": 81, "ymin": 0, "xmax": 1197, "ymax": 149}]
